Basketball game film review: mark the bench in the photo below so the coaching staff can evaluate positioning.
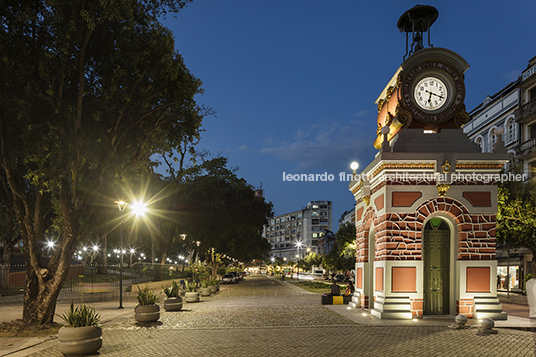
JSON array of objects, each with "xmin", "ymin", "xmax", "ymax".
[{"xmin": 321, "ymin": 294, "xmax": 352, "ymax": 305}]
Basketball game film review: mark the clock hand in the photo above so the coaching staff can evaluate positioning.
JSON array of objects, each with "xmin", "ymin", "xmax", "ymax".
[{"xmin": 425, "ymin": 90, "xmax": 444, "ymax": 99}]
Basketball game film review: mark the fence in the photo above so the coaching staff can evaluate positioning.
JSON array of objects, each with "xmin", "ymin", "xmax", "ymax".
[{"xmin": 0, "ymin": 262, "xmax": 190, "ymax": 297}]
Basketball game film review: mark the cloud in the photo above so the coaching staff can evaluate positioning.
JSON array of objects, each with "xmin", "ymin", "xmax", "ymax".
[
  {"xmin": 238, "ymin": 144, "xmax": 250, "ymax": 152},
  {"xmin": 260, "ymin": 117, "xmax": 376, "ymax": 171}
]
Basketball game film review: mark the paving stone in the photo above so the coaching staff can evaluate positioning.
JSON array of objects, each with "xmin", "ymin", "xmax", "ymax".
[{"xmin": 7, "ymin": 275, "xmax": 536, "ymax": 356}]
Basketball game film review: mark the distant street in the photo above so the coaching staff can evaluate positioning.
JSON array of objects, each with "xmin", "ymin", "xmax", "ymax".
[{"xmin": 2, "ymin": 274, "xmax": 535, "ymax": 357}]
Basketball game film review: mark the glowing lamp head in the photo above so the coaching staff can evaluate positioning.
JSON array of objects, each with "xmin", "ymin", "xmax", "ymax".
[{"xmin": 131, "ymin": 201, "xmax": 147, "ymax": 216}]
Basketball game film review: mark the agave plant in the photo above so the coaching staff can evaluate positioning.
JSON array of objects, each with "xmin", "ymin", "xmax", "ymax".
[
  {"xmin": 136, "ymin": 285, "xmax": 159, "ymax": 305},
  {"xmin": 186, "ymin": 280, "xmax": 197, "ymax": 292},
  {"xmin": 162, "ymin": 280, "xmax": 181, "ymax": 298},
  {"xmin": 57, "ymin": 301, "xmax": 101, "ymax": 327},
  {"xmin": 209, "ymin": 277, "xmax": 219, "ymax": 286}
]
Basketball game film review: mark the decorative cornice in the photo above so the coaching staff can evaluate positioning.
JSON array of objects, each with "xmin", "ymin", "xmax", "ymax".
[
  {"xmin": 351, "ymin": 180, "xmax": 364, "ymax": 194},
  {"xmin": 455, "ymin": 163, "xmax": 505, "ymax": 170},
  {"xmin": 371, "ymin": 162, "xmax": 435, "ymax": 179}
]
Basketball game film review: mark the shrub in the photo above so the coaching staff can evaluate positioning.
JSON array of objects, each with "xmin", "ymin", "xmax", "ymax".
[
  {"xmin": 186, "ymin": 280, "xmax": 197, "ymax": 292},
  {"xmin": 136, "ymin": 285, "xmax": 159, "ymax": 305},
  {"xmin": 57, "ymin": 301, "xmax": 101, "ymax": 327},
  {"xmin": 162, "ymin": 281, "xmax": 180, "ymax": 298}
]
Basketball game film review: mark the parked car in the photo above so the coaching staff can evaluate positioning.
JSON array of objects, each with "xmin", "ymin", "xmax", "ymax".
[
  {"xmin": 334, "ymin": 274, "xmax": 347, "ymax": 282},
  {"xmin": 230, "ymin": 271, "xmax": 241, "ymax": 282},
  {"xmin": 222, "ymin": 273, "xmax": 237, "ymax": 284}
]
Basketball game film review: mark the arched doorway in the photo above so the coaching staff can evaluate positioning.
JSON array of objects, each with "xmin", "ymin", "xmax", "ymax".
[{"xmin": 423, "ymin": 218, "xmax": 450, "ymax": 315}]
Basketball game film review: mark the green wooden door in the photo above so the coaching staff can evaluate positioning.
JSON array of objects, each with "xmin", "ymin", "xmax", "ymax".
[{"xmin": 423, "ymin": 218, "xmax": 450, "ymax": 315}]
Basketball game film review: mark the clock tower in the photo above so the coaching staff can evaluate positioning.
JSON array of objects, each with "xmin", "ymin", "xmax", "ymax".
[
  {"xmin": 350, "ymin": 5, "xmax": 509, "ymax": 320},
  {"xmin": 373, "ymin": 5, "xmax": 470, "ymax": 149}
]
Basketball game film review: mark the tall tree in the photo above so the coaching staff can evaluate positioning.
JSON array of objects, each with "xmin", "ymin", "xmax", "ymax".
[
  {"xmin": 177, "ymin": 157, "xmax": 273, "ymax": 272},
  {"xmin": 323, "ymin": 222, "xmax": 356, "ymax": 272},
  {"xmin": 0, "ymin": 0, "xmax": 203, "ymax": 325},
  {"xmin": 0, "ymin": 168, "xmax": 21, "ymax": 290},
  {"xmin": 497, "ymin": 160, "xmax": 536, "ymax": 274}
]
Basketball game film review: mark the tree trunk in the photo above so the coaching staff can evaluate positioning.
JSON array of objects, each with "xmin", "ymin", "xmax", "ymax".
[
  {"xmin": 22, "ymin": 251, "xmax": 72, "ymax": 325},
  {"xmin": 0, "ymin": 245, "xmax": 14, "ymax": 290}
]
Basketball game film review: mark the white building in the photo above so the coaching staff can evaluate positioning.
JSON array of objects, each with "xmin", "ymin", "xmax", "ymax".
[
  {"xmin": 263, "ymin": 201, "xmax": 332, "ymax": 261},
  {"xmin": 463, "ymin": 55, "xmax": 536, "ymax": 291},
  {"xmin": 464, "ymin": 55, "xmax": 536, "ymax": 180}
]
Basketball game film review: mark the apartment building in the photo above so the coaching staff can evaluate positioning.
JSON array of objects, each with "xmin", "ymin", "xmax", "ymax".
[
  {"xmin": 263, "ymin": 201, "xmax": 332, "ymax": 261},
  {"xmin": 462, "ymin": 55, "xmax": 536, "ymax": 292}
]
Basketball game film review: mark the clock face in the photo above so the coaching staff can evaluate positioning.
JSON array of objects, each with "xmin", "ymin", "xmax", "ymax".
[{"xmin": 413, "ymin": 76, "xmax": 448, "ymax": 111}]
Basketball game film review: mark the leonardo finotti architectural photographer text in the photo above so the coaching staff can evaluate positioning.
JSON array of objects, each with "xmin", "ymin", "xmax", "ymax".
[{"xmin": 282, "ymin": 171, "xmax": 528, "ymax": 183}]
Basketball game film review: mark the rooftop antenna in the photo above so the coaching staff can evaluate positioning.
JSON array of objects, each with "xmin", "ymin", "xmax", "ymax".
[{"xmin": 397, "ymin": 5, "xmax": 439, "ymax": 61}]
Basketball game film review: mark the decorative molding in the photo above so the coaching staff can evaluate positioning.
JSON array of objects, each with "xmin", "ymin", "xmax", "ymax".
[
  {"xmin": 437, "ymin": 183, "xmax": 450, "ymax": 197},
  {"xmin": 455, "ymin": 163, "xmax": 505, "ymax": 170},
  {"xmin": 370, "ymin": 162, "xmax": 435, "ymax": 179}
]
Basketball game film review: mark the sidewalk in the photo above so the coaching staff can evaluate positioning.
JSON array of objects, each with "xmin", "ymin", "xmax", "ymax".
[{"xmin": 1, "ymin": 275, "xmax": 536, "ymax": 356}]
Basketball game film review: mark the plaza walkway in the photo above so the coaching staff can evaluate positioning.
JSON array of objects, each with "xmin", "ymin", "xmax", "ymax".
[{"xmin": 1, "ymin": 274, "xmax": 535, "ymax": 356}]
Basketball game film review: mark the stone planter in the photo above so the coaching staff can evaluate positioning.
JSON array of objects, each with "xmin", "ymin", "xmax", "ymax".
[
  {"xmin": 163, "ymin": 297, "xmax": 183, "ymax": 311},
  {"xmin": 58, "ymin": 326, "xmax": 102, "ymax": 355},
  {"xmin": 209, "ymin": 285, "xmax": 218, "ymax": 294},
  {"xmin": 527, "ymin": 278, "xmax": 536, "ymax": 317},
  {"xmin": 184, "ymin": 291, "xmax": 200, "ymax": 303},
  {"xmin": 134, "ymin": 304, "xmax": 160, "ymax": 323},
  {"xmin": 199, "ymin": 287, "xmax": 211, "ymax": 297}
]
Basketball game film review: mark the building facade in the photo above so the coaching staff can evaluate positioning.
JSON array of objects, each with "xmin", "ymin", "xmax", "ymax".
[
  {"xmin": 348, "ymin": 6, "xmax": 508, "ymax": 320},
  {"xmin": 462, "ymin": 55, "xmax": 536, "ymax": 291},
  {"xmin": 263, "ymin": 201, "xmax": 332, "ymax": 261}
]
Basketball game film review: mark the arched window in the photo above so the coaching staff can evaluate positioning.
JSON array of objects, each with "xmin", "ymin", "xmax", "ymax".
[
  {"xmin": 489, "ymin": 128, "xmax": 497, "ymax": 152},
  {"xmin": 505, "ymin": 117, "xmax": 516, "ymax": 144},
  {"xmin": 475, "ymin": 136, "xmax": 483, "ymax": 152}
]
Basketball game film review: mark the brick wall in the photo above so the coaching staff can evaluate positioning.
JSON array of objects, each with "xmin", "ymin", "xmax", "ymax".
[
  {"xmin": 357, "ymin": 197, "xmax": 496, "ymax": 261},
  {"xmin": 456, "ymin": 298, "xmax": 474, "ymax": 318}
]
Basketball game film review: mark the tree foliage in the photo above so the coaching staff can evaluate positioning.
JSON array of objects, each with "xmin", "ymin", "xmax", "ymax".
[
  {"xmin": 497, "ymin": 160, "xmax": 536, "ymax": 274},
  {"xmin": 177, "ymin": 157, "xmax": 273, "ymax": 268},
  {"xmin": 322, "ymin": 222, "xmax": 356, "ymax": 272},
  {"xmin": 0, "ymin": 0, "xmax": 202, "ymax": 324}
]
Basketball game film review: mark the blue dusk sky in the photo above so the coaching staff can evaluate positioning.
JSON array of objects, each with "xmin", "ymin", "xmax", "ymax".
[{"xmin": 162, "ymin": 0, "xmax": 535, "ymax": 228}]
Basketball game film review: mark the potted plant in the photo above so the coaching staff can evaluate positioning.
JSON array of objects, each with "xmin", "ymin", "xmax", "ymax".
[
  {"xmin": 56, "ymin": 301, "xmax": 102, "ymax": 355},
  {"xmin": 208, "ymin": 277, "xmax": 219, "ymax": 293},
  {"xmin": 162, "ymin": 280, "xmax": 183, "ymax": 311},
  {"xmin": 199, "ymin": 279, "xmax": 212, "ymax": 297},
  {"xmin": 134, "ymin": 285, "xmax": 160, "ymax": 322},
  {"xmin": 184, "ymin": 280, "xmax": 200, "ymax": 303}
]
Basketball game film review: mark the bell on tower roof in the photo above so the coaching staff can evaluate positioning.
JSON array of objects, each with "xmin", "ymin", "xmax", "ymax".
[{"xmin": 397, "ymin": 5, "xmax": 439, "ymax": 60}]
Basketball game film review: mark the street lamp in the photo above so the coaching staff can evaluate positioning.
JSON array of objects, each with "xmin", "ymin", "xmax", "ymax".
[
  {"xmin": 295, "ymin": 241, "xmax": 303, "ymax": 281},
  {"xmin": 115, "ymin": 200, "xmax": 147, "ymax": 309},
  {"xmin": 116, "ymin": 200, "xmax": 127, "ymax": 309}
]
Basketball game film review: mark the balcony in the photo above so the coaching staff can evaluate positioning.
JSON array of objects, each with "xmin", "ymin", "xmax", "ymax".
[
  {"xmin": 515, "ymin": 138, "xmax": 536, "ymax": 158},
  {"xmin": 515, "ymin": 98, "xmax": 536, "ymax": 123}
]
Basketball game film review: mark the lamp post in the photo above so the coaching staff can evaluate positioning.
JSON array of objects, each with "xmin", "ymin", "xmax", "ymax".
[
  {"xmin": 295, "ymin": 241, "xmax": 303, "ymax": 281},
  {"xmin": 115, "ymin": 200, "xmax": 147, "ymax": 309},
  {"xmin": 116, "ymin": 201, "xmax": 127, "ymax": 309}
]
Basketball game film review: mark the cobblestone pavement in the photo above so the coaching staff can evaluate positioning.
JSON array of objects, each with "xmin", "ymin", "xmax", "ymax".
[{"xmin": 4, "ymin": 275, "xmax": 536, "ymax": 357}]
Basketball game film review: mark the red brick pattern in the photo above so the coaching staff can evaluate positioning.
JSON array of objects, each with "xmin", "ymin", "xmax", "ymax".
[
  {"xmin": 411, "ymin": 298, "xmax": 423, "ymax": 318},
  {"xmin": 357, "ymin": 197, "xmax": 496, "ymax": 261},
  {"xmin": 355, "ymin": 206, "xmax": 379, "ymax": 263},
  {"xmin": 362, "ymin": 294, "xmax": 370, "ymax": 309},
  {"xmin": 456, "ymin": 298, "xmax": 474, "ymax": 318}
]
